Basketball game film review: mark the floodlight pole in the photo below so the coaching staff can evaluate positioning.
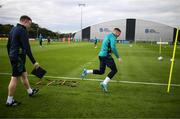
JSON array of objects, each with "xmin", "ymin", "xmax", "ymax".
[{"xmin": 78, "ymin": 3, "xmax": 85, "ymax": 41}]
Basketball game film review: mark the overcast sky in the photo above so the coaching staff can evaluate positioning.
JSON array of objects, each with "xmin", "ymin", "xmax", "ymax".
[{"xmin": 0, "ymin": 0, "xmax": 180, "ymax": 33}]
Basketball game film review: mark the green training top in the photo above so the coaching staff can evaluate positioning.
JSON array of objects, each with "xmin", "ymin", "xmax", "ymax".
[{"xmin": 98, "ymin": 33, "xmax": 120, "ymax": 58}]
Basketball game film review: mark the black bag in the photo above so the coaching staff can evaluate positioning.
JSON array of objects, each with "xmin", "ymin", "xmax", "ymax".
[{"xmin": 31, "ymin": 67, "xmax": 47, "ymax": 79}]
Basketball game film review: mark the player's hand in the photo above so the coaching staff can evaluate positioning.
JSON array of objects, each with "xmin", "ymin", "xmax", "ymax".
[
  {"xmin": 34, "ymin": 62, "xmax": 40, "ymax": 69},
  {"xmin": 118, "ymin": 58, "xmax": 122, "ymax": 64}
]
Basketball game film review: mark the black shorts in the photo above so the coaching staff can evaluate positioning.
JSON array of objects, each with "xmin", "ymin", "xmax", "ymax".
[
  {"xmin": 10, "ymin": 54, "xmax": 26, "ymax": 77},
  {"xmin": 99, "ymin": 55, "xmax": 115, "ymax": 66},
  {"xmin": 93, "ymin": 55, "xmax": 117, "ymax": 79}
]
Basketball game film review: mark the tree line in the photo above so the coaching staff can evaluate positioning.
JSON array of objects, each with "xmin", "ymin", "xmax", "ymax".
[{"xmin": 0, "ymin": 23, "xmax": 73, "ymax": 39}]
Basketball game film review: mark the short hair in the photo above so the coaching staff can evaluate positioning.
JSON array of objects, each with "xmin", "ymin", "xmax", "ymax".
[
  {"xmin": 20, "ymin": 15, "xmax": 32, "ymax": 21},
  {"xmin": 114, "ymin": 28, "xmax": 121, "ymax": 32}
]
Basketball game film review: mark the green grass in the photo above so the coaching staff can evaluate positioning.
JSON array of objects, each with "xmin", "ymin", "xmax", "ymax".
[{"xmin": 0, "ymin": 41, "xmax": 180, "ymax": 118}]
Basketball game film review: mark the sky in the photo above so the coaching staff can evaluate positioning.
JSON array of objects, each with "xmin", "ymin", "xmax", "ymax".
[{"xmin": 0, "ymin": 0, "xmax": 180, "ymax": 33}]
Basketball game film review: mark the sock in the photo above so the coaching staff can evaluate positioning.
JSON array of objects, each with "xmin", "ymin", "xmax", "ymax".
[
  {"xmin": 27, "ymin": 88, "xmax": 33, "ymax": 94},
  {"xmin": 6, "ymin": 96, "xmax": 13, "ymax": 104},
  {"xmin": 103, "ymin": 77, "xmax": 111, "ymax": 85},
  {"xmin": 86, "ymin": 70, "xmax": 93, "ymax": 74}
]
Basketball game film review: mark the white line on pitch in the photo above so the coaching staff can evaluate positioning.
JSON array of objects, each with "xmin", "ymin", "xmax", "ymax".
[{"xmin": 1, "ymin": 72, "xmax": 180, "ymax": 87}]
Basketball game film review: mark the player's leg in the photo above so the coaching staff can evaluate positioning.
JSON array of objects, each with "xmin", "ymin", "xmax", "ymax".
[
  {"xmin": 8, "ymin": 76, "xmax": 18, "ymax": 96},
  {"xmin": 40, "ymin": 40, "xmax": 42, "ymax": 46},
  {"xmin": 106, "ymin": 58, "xmax": 118, "ymax": 80},
  {"xmin": 21, "ymin": 72, "xmax": 39, "ymax": 97},
  {"xmin": 81, "ymin": 56, "xmax": 106, "ymax": 79},
  {"xmin": 93, "ymin": 56, "xmax": 106, "ymax": 75},
  {"xmin": 95, "ymin": 42, "xmax": 97, "ymax": 48},
  {"xmin": 6, "ymin": 76, "xmax": 19, "ymax": 106},
  {"xmin": 6, "ymin": 60, "xmax": 21, "ymax": 106},
  {"xmin": 100, "ymin": 57, "xmax": 117, "ymax": 92},
  {"xmin": 19, "ymin": 55, "xmax": 37, "ymax": 96},
  {"xmin": 39, "ymin": 40, "xmax": 42, "ymax": 47}
]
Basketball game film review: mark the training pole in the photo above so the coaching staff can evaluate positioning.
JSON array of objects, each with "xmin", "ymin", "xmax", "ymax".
[{"xmin": 167, "ymin": 28, "xmax": 179, "ymax": 93}]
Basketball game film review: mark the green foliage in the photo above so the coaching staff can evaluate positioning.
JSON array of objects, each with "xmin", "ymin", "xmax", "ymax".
[
  {"xmin": 0, "ymin": 23, "xmax": 72, "ymax": 39},
  {"xmin": 0, "ymin": 24, "xmax": 14, "ymax": 37}
]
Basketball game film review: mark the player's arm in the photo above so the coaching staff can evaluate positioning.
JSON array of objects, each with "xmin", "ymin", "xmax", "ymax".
[
  {"xmin": 20, "ymin": 30, "xmax": 39, "ymax": 68},
  {"xmin": 110, "ymin": 37, "xmax": 120, "ymax": 58},
  {"xmin": 110, "ymin": 37, "xmax": 122, "ymax": 63}
]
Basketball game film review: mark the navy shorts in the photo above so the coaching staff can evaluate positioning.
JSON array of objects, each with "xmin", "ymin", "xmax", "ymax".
[
  {"xmin": 10, "ymin": 54, "xmax": 26, "ymax": 77},
  {"xmin": 93, "ymin": 55, "xmax": 118, "ymax": 79},
  {"xmin": 99, "ymin": 56, "xmax": 116, "ymax": 68}
]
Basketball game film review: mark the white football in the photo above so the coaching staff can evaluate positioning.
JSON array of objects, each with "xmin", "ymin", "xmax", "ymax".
[
  {"xmin": 170, "ymin": 58, "xmax": 174, "ymax": 62},
  {"xmin": 158, "ymin": 56, "xmax": 163, "ymax": 61},
  {"xmin": 129, "ymin": 45, "xmax": 133, "ymax": 47}
]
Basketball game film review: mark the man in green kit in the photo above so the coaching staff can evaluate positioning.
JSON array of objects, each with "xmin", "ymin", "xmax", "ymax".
[{"xmin": 81, "ymin": 28, "xmax": 122, "ymax": 92}]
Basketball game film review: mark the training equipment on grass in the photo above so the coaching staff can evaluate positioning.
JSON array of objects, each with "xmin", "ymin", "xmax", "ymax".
[
  {"xmin": 157, "ymin": 38, "xmax": 169, "ymax": 61},
  {"xmin": 157, "ymin": 37, "xmax": 163, "ymax": 61},
  {"xmin": 167, "ymin": 28, "xmax": 179, "ymax": 93},
  {"xmin": 158, "ymin": 56, "xmax": 163, "ymax": 61},
  {"xmin": 35, "ymin": 78, "xmax": 78, "ymax": 87},
  {"xmin": 129, "ymin": 44, "xmax": 133, "ymax": 47},
  {"xmin": 170, "ymin": 58, "xmax": 174, "ymax": 62}
]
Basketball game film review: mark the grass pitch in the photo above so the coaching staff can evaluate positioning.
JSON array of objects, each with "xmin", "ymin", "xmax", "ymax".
[{"xmin": 0, "ymin": 41, "xmax": 180, "ymax": 118}]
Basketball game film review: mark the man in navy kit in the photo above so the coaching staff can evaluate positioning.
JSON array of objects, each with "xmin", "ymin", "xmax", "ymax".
[{"xmin": 6, "ymin": 15, "xmax": 40, "ymax": 106}]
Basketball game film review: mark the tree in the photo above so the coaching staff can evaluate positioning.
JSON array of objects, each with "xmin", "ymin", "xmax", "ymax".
[
  {"xmin": 0, "ymin": 23, "xmax": 71, "ymax": 39},
  {"xmin": 0, "ymin": 24, "xmax": 14, "ymax": 37}
]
